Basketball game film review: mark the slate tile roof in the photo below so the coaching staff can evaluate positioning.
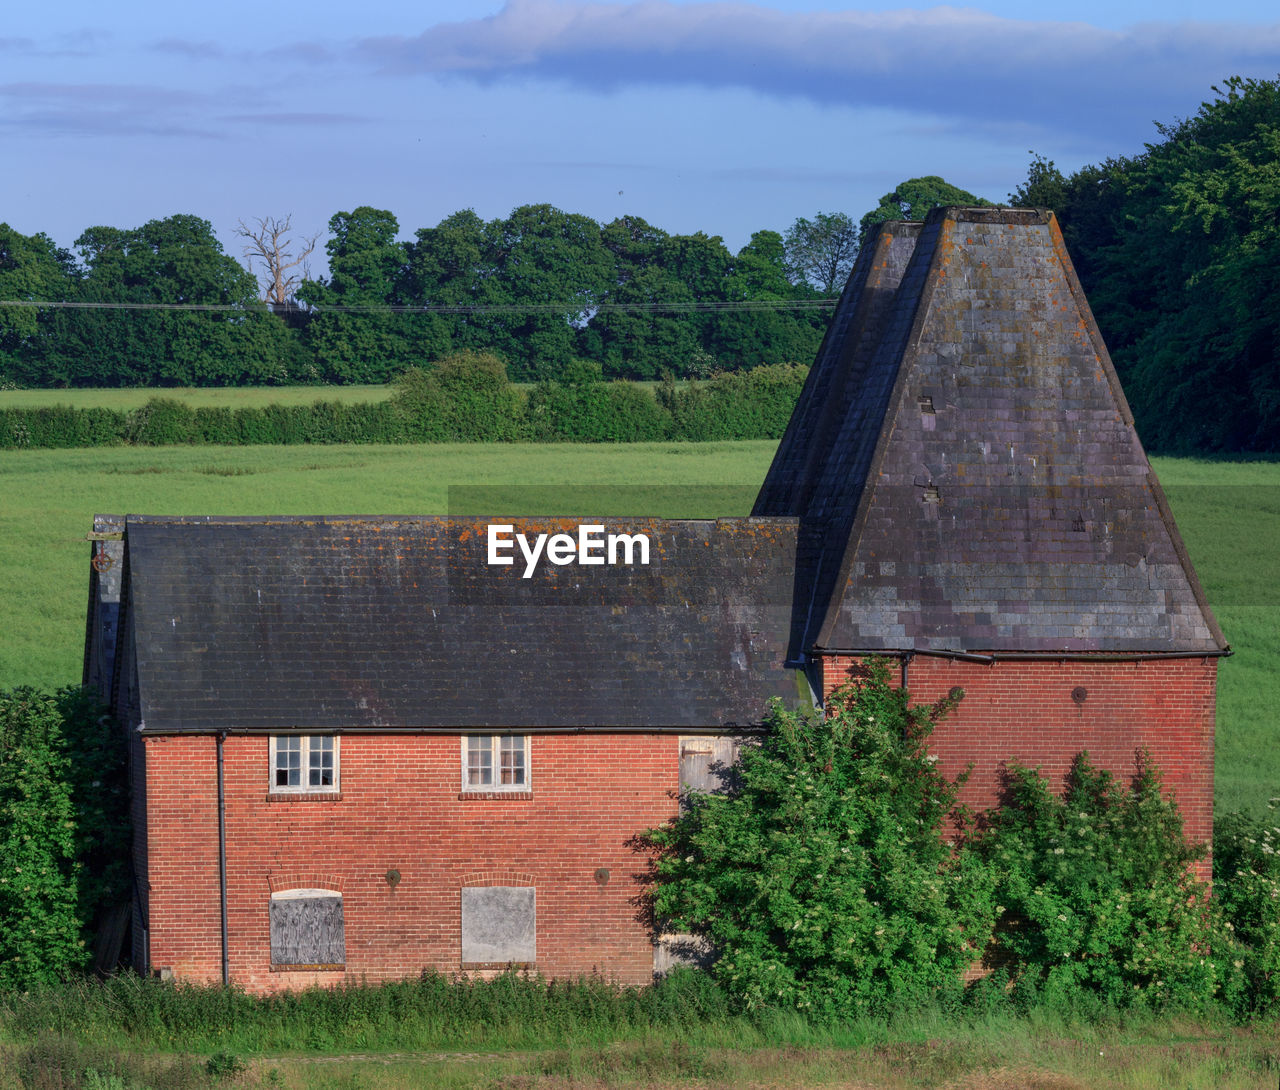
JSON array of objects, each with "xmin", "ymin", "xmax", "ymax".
[
  {"xmin": 757, "ymin": 207, "xmax": 1226, "ymax": 656},
  {"xmin": 120, "ymin": 515, "xmax": 802, "ymax": 732}
]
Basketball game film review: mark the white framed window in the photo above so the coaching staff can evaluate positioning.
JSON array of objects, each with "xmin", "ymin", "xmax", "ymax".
[
  {"xmin": 462, "ymin": 734, "xmax": 529, "ymax": 791},
  {"xmin": 270, "ymin": 735, "xmax": 339, "ymax": 793}
]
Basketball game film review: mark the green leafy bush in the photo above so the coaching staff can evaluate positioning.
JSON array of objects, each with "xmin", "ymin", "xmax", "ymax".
[
  {"xmin": 126, "ymin": 398, "xmax": 198, "ymax": 445},
  {"xmin": 53, "ymin": 688, "xmax": 131, "ymax": 958},
  {"xmin": 0, "ymin": 406, "xmax": 127, "ymax": 448},
  {"xmin": 393, "ymin": 351, "xmax": 525, "ymax": 441},
  {"xmin": 526, "ymin": 360, "xmax": 670, "ymax": 441},
  {"xmin": 664, "ymin": 363, "xmax": 808, "ymax": 440},
  {"xmin": 1213, "ymin": 803, "xmax": 1280, "ymax": 1014},
  {"xmin": 0, "ymin": 689, "xmax": 88, "ymax": 987},
  {"xmin": 191, "ymin": 406, "xmax": 239, "ymax": 444},
  {"xmin": 979, "ymin": 753, "xmax": 1239, "ymax": 1012},
  {"xmin": 646, "ymin": 659, "xmax": 995, "ymax": 1018}
]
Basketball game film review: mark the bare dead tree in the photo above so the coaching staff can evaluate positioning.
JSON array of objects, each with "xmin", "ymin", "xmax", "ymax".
[{"xmin": 235, "ymin": 215, "xmax": 319, "ymax": 305}]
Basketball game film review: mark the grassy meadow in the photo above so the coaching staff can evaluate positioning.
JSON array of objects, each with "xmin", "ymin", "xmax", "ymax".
[
  {"xmin": 0, "ymin": 384, "xmax": 394, "ymax": 409},
  {"xmin": 0, "ymin": 442, "xmax": 1276, "ymax": 815}
]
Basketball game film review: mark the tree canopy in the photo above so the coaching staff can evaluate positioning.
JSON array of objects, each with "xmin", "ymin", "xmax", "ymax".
[
  {"xmin": 784, "ymin": 212, "xmax": 859, "ymax": 294},
  {"xmin": 1012, "ymin": 76, "xmax": 1280, "ymax": 452},
  {"xmin": 859, "ymin": 176, "xmax": 991, "ymax": 243}
]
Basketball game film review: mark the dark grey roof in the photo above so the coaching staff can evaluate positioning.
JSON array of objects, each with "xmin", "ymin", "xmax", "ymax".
[
  {"xmin": 122, "ymin": 515, "xmax": 802, "ymax": 732},
  {"xmin": 757, "ymin": 206, "xmax": 1227, "ymax": 656},
  {"xmin": 754, "ymin": 221, "xmax": 922, "ymax": 519}
]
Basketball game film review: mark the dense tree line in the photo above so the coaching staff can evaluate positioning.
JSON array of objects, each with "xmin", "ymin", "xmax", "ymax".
[
  {"xmin": 0, "ymin": 206, "xmax": 857, "ymax": 388},
  {"xmin": 1011, "ymin": 76, "xmax": 1280, "ymax": 453}
]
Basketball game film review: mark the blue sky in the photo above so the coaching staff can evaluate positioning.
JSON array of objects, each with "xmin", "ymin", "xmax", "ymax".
[{"xmin": 4, "ymin": 0, "xmax": 1280, "ymax": 278}]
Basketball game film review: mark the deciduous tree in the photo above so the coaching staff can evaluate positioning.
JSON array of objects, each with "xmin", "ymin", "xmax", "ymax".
[
  {"xmin": 784, "ymin": 211, "xmax": 859, "ymax": 293},
  {"xmin": 858, "ymin": 176, "xmax": 991, "ymax": 243}
]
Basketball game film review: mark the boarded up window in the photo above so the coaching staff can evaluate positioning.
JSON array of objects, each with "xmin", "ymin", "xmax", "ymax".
[
  {"xmin": 270, "ymin": 889, "xmax": 344, "ymax": 968},
  {"xmin": 461, "ymin": 886, "xmax": 535, "ymax": 966},
  {"xmin": 654, "ymin": 931, "xmax": 714, "ymax": 975},
  {"xmin": 679, "ymin": 736, "xmax": 741, "ymax": 803}
]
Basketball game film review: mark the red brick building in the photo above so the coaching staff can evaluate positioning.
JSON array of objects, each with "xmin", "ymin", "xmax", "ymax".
[{"xmin": 85, "ymin": 208, "xmax": 1226, "ymax": 992}]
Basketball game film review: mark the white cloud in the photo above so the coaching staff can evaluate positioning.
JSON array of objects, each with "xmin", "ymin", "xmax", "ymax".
[{"xmin": 353, "ymin": 0, "xmax": 1280, "ymax": 140}]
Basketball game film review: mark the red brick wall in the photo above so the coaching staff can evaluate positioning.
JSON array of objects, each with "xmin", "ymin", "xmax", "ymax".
[
  {"xmin": 822, "ymin": 656, "xmax": 1216, "ymax": 879},
  {"xmin": 144, "ymin": 660, "xmax": 1215, "ymax": 991},
  {"xmin": 144, "ymin": 733, "xmax": 681, "ymax": 993}
]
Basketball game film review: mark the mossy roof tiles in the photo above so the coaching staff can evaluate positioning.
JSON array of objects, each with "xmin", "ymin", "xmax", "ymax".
[{"xmin": 121, "ymin": 514, "xmax": 802, "ymax": 732}]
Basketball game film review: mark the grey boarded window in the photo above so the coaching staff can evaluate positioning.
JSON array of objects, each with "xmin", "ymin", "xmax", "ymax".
[
  {"xmin": 270, "ymin": 889, "xmax": 344, "ymax": 967},
  {"xmin": 679, "ymin": 736, "xmax": 741, "ymax": 802},
  {"xmin": 461, "ymin": 886, "xmax": 535, "ymax": 966}
]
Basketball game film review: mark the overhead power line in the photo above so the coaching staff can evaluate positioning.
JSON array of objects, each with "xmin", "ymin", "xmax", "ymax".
[{"xmin": 0, "ymin": 298, "xmax": 837, "ymax": 315}]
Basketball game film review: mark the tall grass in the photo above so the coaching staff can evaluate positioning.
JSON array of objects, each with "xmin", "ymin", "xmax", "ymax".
[
  {"xmin": 6, "ymin": 972, "xmax": 1280, "ymax": 1090},
  {"xmin": 0, "ymin": 971, "xmax": 737, "ymax": 1055}
]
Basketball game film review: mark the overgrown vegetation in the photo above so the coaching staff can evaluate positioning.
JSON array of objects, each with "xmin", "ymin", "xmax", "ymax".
[
  {"xmin": 646, "ymin": 661, "xmax": 994, "ymax": 1017},
  {"xmin": 0, "ymin": 689, "xmax": 85, "ymax": 987},
  {"xmin": 0, "ymin": 969, "xmax": 732, "ymax": 1055},
  {"xmin": 646, "ymin": 663, "xmax": 1266, "ymax": 1021},
  {"xmin": 1213, "ymin": 802, "xmax": 1280, "ymax": 1017},
  {"xmin": 979, "ymin": 755, "xmax": 1237, "ymax": 1012},
  {"xmin": 0, "ymin": 688, "xmax": 129, "ymax": 989}
]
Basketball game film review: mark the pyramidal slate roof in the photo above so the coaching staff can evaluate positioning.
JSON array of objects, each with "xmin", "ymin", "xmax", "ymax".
[
  {"xmin": 116, "ymin": 515, "xmax": 802, "ymax": 733},
  {"xmin": 758, "ymin": 206, "xmax": 1227, "ymax": 657}
]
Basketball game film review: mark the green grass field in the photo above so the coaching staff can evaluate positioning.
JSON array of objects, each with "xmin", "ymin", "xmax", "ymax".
[
  {"xmin": 0, "ymin": 380, "xmax": 674, "ymax": 412},
  {"xmin": 1, "ymin": 443, "xmax": 1275, "ymax": 813},
  {"xmin": 0, "ymin": 384, "xmax": 394, "ymax": 409}
]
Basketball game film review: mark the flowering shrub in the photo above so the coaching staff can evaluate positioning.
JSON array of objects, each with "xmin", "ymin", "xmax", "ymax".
[
  {"xmin": 979, "ymin": 753, "xmax": 1240, "ymax": 1011},
  {"xmin": 1214, "ymin": 802, "xmax": 1280, "ymax": 1015},
  {"xmin": 644, "ymin": 659, "xmax": 995, "ymax": 1018}
]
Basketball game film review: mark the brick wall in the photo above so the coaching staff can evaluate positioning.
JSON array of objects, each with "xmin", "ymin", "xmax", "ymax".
[
  {"xmin": 822, "ymin": 655, "xmax": 1217, "ymax": 879},
  {"xmin": 144, "ymin": 733, "xmax": 681, "ymax": 993},
  {"xmin": 143, "ymin": 659, "xmax": 1215, "ymax": 991}
]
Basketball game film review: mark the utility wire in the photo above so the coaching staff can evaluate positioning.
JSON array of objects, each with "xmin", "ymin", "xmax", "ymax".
[{"xmin": 0, "ymin": 298, "xmax": 837, "ymax": 315}]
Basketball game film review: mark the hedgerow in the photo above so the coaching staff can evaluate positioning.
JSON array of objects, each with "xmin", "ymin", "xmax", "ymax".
[
  {"xmin": 525, "ymin": 360, "xmax": 670, "ymax": 442},
  {"xmin": 0, "ymin": 358, "xmax": 810, "ymax": 446}
]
